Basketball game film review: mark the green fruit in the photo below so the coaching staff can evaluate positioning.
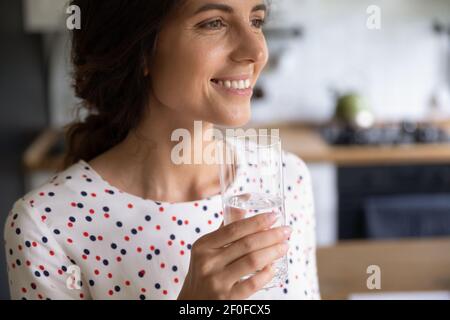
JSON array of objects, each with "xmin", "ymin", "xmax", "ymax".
[{"xmin": 335, "ymin": 93, "xmax": 371, "ymax": 123}]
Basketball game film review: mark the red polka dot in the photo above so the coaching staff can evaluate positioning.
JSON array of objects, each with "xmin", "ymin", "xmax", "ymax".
[
  {"xmin": 194, "ymin": 203, "xmax": 198, "ymax": 207},
  {"xmin": 180, "ymin": 250, "xmax": 185, "ymax": 255},
  {"xmin": 128, "ymin": 203, "xmax": 133, "ymax": 209},
  {"xmin": 168, "ymin": 241, "xmax": 172, "ymax": 246},
  {"xmin": 26, "ymin": 260, "xmax": 31, "ymax": 266},
  {"xmin": 38, "ymin": 294, "xmax": 43, "ymax": 299},
  {"xmin": 21, "ymin": 287, "xmax": 27, "ymax": 293},
  {"xmin": 107, "ymin": 273, "xmax": 113, "ymax": 278},
  {"xmin": 67, "ymin": 238, "xmax": 73, "ymax": 244},
  {"xmin": 125, "ymin": 280, "xmax": 131, "ymax": 286},
  {"xmin": 138, "ymin": 226, "xmax": 143, "ymax": 231},
  {"xmin": 98, "ymin": 235, "xmax": 103, "ymax": 241},
  {"xmin": 180, "ymin": 240, "xmax": 185, "ymax": 246},
  {"xmin": 89, "ymin": 209, "xmax": 95, "ymax": 214},
  {"xmin": 18, "ymin": 245, "xmax": 22, "ymax": 251},
  {"xmin": 80, "ymin": 293, "xmax": 84, "ymax": 299},
  {"xmin": 68, "ymin": 222, "xmax": 73, "ymax": 228},
  {"xmin": 83, "ymin": 232, "xmax": 89, "ymax": 237},
  {"xmin": 184, "ymin": 220, "xmax": 189, "ymax": 225},
  {"xmin": 41, "ymin": 216, "xmax": 46, "ymax": 221},
  {"xmin": 94, "ymin": 269, "xmax": 100, "ymax": 275},
  {"xmin": 124, "ymin": 236, "xmax": 130, "ymax": 241},
  {"xmin": 156, "ymin": 225, "xmax": 161, "ymax": 231},
  {"xmin": 39, "ymin": 265, "xmax": 45, "ymax": 270},
  {"xmin": 150, "ymin": 245, "xmax": 155, "ymax": 251},
  {"xmin": 160, "ymin": 263, "xmax": 165, "ymax": 269},
  {"xmin": 163, "ymin": 290, "xmax": 168, "ymax": 295},
  {"xmin": 174, "ymin": 278, "xmax": 179, "ymax": 284},
  {"xmin": 141, "ymin": 288, "xmax": 146, "ymax": 293},
  {"xmin": 208, "ymin": 220, "xmax": 212, "ymax": 225},
  {"xmin": 32, "ymin": 242, "xmax": 37, "ymax": 247},
  {"xmin": 82, "ymin": 255, "xmax": 87, "ymax": 260},
  {"xmin": 159, "ymin": 207, "xmax": 164, "ymax": 212},
  {"xmin": 39, "ymin": 192, "xmax": 44, "ymax": 196},
  {"xmin": 104, "ymin": 213, "xmax": 110, "ymax": 218},
  {"xmin": 96, "ymin": 256, "xmax": 101, "ymax": 261},
  {"xmin": 49, "ymin": 250, "xmax": 55, "ymax": 256},
  {"xmin": 58, "ymin": 269, "xmax": 63, "ymax": 275},
  {"xmin": 71, "ymin": 202, "xmax": 76, "ymax": 207},
  {"xmin": 172, "ymin": 216, "xmax": 176, "ymax": 221},
  {"xmin": 116, "ymin": 257, "xmax": 122, "ymax": 262},
  {"xmin": 137, "ymin": 247, "xmax": 142, "ymax": 253},
  {"xmin": 108, "ymin": 290, "xmax": 113, "ymax": 296},
  {"xmin": 91, "ymin": 193, "xmax": 96, "ymax": 197}
]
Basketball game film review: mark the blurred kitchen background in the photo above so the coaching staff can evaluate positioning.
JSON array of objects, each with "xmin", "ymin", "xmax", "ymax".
[{"xmin": 1, "ymin": 0, "xmax": 450, "ymax": 299}]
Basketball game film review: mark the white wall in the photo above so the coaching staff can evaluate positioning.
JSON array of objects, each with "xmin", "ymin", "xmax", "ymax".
[{"xmin": 253, "ymin": 0, "xmax": 450, "ymax": 123}]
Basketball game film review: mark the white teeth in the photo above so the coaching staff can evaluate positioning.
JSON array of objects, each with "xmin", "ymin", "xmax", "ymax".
[{"xmin": 213, "ymin": 78, "xmax": 251, "ymax": 89}]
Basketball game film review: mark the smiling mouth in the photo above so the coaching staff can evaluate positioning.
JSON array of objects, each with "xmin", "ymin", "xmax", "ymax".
[{"xmin": 211, "ymin": 78, "xmax": 252, "ymax": 90}]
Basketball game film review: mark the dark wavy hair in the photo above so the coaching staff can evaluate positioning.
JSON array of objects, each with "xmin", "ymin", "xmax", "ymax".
[{"xmin": 63, "ymin": 0, "xmax": 184, "ymax": 168}]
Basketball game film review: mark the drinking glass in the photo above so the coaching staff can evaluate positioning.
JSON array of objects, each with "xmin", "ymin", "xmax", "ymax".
[{"xmin": 218, "ymin": 134, "xmax": 287, "ymax": 290}]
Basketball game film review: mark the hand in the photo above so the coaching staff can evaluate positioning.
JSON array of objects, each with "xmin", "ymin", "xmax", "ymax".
[{"xmin": 177, "ymin": 210, "xmax": 292, "ymax": 300}]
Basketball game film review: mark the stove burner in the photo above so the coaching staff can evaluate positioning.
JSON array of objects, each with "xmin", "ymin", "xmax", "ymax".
[{"xmin": 320, "ymin": 121, "xmax": 450, "ymax": 146}]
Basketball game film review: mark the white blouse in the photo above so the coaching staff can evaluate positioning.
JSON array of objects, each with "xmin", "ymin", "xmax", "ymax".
[{"xmin": 4, "ymin": 151, "xmax": 320, "ymax": 300}]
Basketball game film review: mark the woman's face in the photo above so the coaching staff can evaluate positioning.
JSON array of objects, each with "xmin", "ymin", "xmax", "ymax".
[{"xmin": 148, "ymin": 0, "xmax": 269, "ymax": 127}]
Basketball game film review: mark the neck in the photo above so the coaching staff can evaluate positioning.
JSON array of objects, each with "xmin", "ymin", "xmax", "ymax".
[{"xmin": 89, "ymin": 100, "xmax": 222, "ymax": 203}]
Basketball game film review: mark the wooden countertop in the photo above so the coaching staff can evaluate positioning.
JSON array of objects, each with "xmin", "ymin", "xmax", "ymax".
[
  {"xmin": 23, "ymin": 121, "xmax": 450, "ymax": 172},
  {"xmin": 257, "ymin": 121, "xmax": 450, "ymax": 166},
  {"xmin": 316, "ymin": 237, "xmax": 450, "ymax": 300}
]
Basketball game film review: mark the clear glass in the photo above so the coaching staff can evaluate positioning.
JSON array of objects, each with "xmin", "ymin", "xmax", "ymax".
[{"xmin": 218, "ymin": 135, "xmax": 287, "ymax": 290}]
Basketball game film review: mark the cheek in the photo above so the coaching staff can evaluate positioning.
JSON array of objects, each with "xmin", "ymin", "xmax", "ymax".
[{"xmin": 150, "ymin": 43, "xmax": 220, "ymax": 109}]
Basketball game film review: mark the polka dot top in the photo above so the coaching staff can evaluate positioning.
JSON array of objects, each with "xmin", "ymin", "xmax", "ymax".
[{"xmin": 4, "ymin": 151, "xmax": 320, "ymax": 300}]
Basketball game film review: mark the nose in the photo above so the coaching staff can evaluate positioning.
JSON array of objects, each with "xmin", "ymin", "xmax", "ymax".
[{"xmin": 229, "ymin": 23, "xmax": 268, "ymax": 65}]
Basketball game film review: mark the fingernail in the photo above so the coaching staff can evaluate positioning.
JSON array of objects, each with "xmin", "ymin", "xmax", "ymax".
[
  {"xmin": 283, "ymin": 227, "xmax": 293, "ymax": 237},
  {"xmin": 267, "ymin": 212, "xmax": 278, "ymax": 222}
]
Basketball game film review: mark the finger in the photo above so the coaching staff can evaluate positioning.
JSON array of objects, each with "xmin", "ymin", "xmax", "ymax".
[
  {"xmin": 223, "ymin": 241, "xmax": 289, "ymax": 284},
  {"xmin": 220, "ymin": 226, "xmax": 292, "ymax": 266},
  {"xmin": 230, "ymin": 264, "xmax": 275, "ymax": 299},
  {"xmin": 204, "ymin": 211, "xmax": 279, "ymax": 249},
  {"xmin": 224, "ymin": 206, "xmax": 247, "ymax": 225}
]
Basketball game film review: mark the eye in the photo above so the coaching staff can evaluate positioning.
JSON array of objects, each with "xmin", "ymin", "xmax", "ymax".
[
  {"xmin": 200, "ymin": 19, "xmax": 226, "ymax": 30},
  {"xmin": 251, "ymin": 18, "xmax": 266, "ymax": 29}
]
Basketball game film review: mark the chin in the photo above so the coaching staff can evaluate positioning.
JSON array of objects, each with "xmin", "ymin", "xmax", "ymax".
[{"xmin": 213, "ymin": 105, "xmax": 251, "ymax": 128}]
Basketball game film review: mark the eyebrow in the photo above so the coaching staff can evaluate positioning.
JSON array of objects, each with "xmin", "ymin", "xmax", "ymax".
[{"xmin": 193, "ymin": 3, "xmax": 267, "ymax": 15}]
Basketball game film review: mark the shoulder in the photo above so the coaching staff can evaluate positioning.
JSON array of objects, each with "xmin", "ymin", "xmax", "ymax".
[{"xmin": 4, "ymin": 161, "xmax": 89, "ymax": 239}]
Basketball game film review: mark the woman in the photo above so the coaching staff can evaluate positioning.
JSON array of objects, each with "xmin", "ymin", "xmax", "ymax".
[{"xmin": 4, "ymin": 0, "xmax": 320, "ymax": 300}]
